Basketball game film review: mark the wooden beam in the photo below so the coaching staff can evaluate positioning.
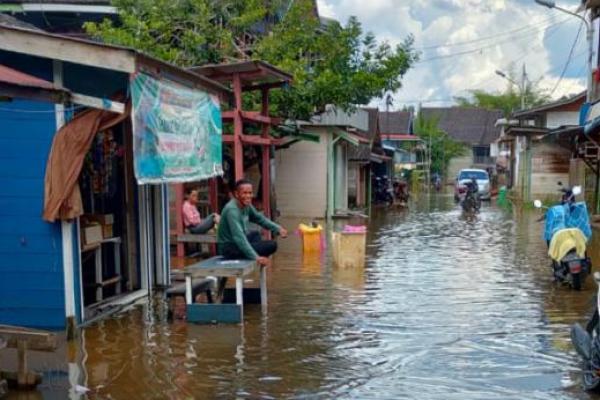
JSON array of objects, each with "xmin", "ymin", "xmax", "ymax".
[
  {"xmin": 0, "ymin": 325, "xmax": 57, "ymax": 352},
  {"xmin": 0, "ymin": 82, "xmax": 69, "ymax": 104},
  {"xmin": 0, "ymin": 26, "xmax": 135, "ymax": 73},
  {"xmin": 71, "ymin": 93, "xmax": 125, "ymax": 114},
  {"xmin": 222, "ymin": 110, "xmax": 281, "ymax": 125},
  {"xmin": 242, "ymin": 81, "xmax": 287, "ymax": 92}
]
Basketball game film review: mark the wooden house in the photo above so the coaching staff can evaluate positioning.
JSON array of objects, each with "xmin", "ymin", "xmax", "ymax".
[{"xmin": 0, "ymin": 22, "xmax": 226, "ymax": 332}]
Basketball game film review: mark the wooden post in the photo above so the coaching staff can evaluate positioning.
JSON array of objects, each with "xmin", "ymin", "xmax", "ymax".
[
  {"xmin": 209, "ymin": 179, "xmax": 218, "ymax": 255},
  {"xmin": 233, "ymin": 74, "xmax": 244, "ymax": 181},
  {"xmin": 175, "ymin": 184, "xmax": 185, "ymax": 257},
  {"xmin": 261, "ymin": 88, "xmax": 271, "ymax": 220}
]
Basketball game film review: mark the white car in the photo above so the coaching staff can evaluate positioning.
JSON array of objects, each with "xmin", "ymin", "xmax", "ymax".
[{"xmin": 454, "ymin": 169, "xmax": 491, "ymax": 201}]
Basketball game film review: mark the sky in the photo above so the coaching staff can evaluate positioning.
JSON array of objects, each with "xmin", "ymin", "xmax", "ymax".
[{"xmin": 316, "ymin": 0, "xmax": 590, "ymax": 110}]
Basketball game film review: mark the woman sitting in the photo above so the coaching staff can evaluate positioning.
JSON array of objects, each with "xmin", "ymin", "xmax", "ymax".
[{"xmin": 182, "ymin": 188, "xmax": 220, "ymax": 234}]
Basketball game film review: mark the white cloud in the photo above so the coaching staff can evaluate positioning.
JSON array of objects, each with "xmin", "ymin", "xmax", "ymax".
[{"xmin": 317, "ymin": 0, "xmax": 587, "ymax": 109}]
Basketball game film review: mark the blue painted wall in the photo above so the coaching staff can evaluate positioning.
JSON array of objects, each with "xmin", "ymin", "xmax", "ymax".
[{"xmin": 0, "ymin": 99, "xmax": 66, "ymax": 329}]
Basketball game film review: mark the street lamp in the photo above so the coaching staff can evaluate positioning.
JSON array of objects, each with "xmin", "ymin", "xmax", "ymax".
[
  {"xmin": 534, "ymin": 0, "xmax": 594, "ymax": 101},
  {"xmin": 495, "ymin": 68, "xmax": 527, "ymax": 109}
]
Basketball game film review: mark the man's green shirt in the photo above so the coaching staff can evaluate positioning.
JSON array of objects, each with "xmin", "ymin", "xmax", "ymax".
[{"xmin": 217, "ymin": 199, "xmax": 281, "ymax": 260}]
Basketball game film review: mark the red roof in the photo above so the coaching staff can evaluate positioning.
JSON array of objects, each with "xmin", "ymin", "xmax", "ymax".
[{"xmin": 0, "ymin": 64, "xmax": 56, "ymax": 90}]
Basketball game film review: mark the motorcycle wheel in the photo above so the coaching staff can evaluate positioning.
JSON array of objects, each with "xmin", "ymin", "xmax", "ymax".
[
  {"xmin": 572, "ymin": 273, "xmax": 582, "ymax": 291},
  {"xmin": 583, "ymin": 335, "xmax": 600, "ymax": 391}
]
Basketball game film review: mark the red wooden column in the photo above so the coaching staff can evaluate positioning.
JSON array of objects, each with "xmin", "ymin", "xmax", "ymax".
[
  {"xmin": 232, "ymin": 73, "xmax": 244, "ymax": 181},
  {"xmin": 261, "ymin": 88, "xmax": 271, "ymax": 220}
]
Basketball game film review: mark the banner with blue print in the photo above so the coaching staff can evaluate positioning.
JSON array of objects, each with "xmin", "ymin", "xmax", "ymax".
[{"xmin": 131, "ymin": 73, "xmax": 223, "ymax": 184}]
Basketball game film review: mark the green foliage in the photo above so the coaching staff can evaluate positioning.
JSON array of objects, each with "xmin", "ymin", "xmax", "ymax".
[
  {"xmin": 84, "ymin": 0, "xmax": 282, "ymax": 66},
  {"xmin": 85, "ymin": 0, "xmax": 417, "ymax": 120},
  {"xmin": 454, "ymin": 69, "xmax": 550, "ymax": 117},
  {"xmin": 413, "ymin": 115, "xmax": 466, "ymax": 176},
  {"xmin": 255, "ymin": 0, "xmax": 417, "ymax": 119}
]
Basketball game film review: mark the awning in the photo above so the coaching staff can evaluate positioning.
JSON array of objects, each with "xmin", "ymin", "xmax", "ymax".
[
  {"xmin": 370, "ymin": 152, "xmax": 391, "ymax": 164},
  {"xmin": 541, "ymin": 125, "xmax": 582, "ymax": 150},
  {"xmin": 0, "ymin": 63, "xmax": 70, "ymax": 103},
  {"xmin": 334, "ymin": 129, "xmax": 360, "ymax": 146}
]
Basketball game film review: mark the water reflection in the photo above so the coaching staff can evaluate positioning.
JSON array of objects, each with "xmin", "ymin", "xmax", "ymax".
[{"xmin": 14, "ymin": 195, "xmax": 600, "ymax": 399}]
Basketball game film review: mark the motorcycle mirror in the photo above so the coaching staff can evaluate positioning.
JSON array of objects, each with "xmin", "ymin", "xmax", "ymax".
[
  {"xmin": 533, "ymin": 200, "xmax": 543, "ymax": 208},
  {"xmin": 573, "ymin": 186, "xmax": 582, "ymax": 196}
]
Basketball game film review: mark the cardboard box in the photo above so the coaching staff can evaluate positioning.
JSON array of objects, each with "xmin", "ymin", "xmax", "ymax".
[
  {"xmin": 90, "ymin": 214, "xmax": 114, "ymax": 225},
  {"xmin": 102, "ymin": 224, "xmax": 113, "ymax": 239},
  {"xmin": 83, "ymin": 225, "xmax": 103, "ymax": 246},
  {"xmin": 82, "ymin": 214, "xmax": 114, "ymax": 239}
]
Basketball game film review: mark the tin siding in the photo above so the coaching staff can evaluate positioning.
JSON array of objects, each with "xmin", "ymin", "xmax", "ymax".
[{"xmin": 0, "ymin": 99, "xmax": 65, "ymax": 329}]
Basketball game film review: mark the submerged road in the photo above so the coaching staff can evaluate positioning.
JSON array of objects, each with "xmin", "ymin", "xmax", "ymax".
[{"xmin": 26, "ymin": 195, "xmax": 600, "ymax": 399}]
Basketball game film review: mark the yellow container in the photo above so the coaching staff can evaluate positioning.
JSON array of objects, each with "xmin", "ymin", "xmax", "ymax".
[
  {"xmin": 299, "ymin": 223, "xmax": 323, "ymax": 252},
  {"xmin": 331, "ymin": 231, "xmax": 366, "ymax": 268}
]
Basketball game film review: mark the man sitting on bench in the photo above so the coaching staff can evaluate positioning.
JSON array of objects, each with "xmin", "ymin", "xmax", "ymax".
[
  {"xmin": 183, "ymin": 188, "xmax": 220, "ymax": 234},
  {"xmin": 218, "ymin": 179, "xmax": 288, "ymax": 266}
]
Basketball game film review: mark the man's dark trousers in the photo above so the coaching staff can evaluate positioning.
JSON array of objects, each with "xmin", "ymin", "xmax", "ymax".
[{"xmin": 221, "ymin": 231, "xmax": 277, "ymax": 259}]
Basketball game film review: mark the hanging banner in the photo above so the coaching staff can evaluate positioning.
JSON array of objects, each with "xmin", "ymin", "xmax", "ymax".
[{"xmin": 131, "ymin": 73, "xmax": 223, "ymax": 184}]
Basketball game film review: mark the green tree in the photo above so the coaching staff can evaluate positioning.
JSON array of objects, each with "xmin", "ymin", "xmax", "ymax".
[
  {"xmin": 85, "ymin": 0, "xmax": 417, "ymax": 120},
  {"xmin": 454, "ymin": 73, "xmax": 551, "ymax": 118},
  {"xmin": 413, "ymin": 115, "xmax": 466, "ymax": 176},
  {"xmin": 84, "ymin": 0, "xmax": 283, "ymax": 66},
  {"xmin": 254, "ymin": 0, "xmax": 417, "ymax": 119}
]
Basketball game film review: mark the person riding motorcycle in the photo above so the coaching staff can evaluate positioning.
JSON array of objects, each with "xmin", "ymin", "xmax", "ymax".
[{"xmin": 462, "ymin": 177, "xmax": 480, "ymax": 211}]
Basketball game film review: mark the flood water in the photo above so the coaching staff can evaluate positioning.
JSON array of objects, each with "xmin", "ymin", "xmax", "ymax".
[{"xmin": 11, "ymin": 195, "xmax": 600, "ymax": 399}]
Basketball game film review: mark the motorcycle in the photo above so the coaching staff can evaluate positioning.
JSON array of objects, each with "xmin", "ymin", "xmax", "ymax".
[
  {"xmin": 393, "ymin": 179, "xmax": 410, "ymax": 204},
  {"xmin": 571, "ymin": 273, "xmax": 600, "ymax": 391},
  {"xmin": 372, "ymin": 175, "xmax": 394, "ymax": 206},
  {"xmin": 461, "ymin": 180, "xmax": 481, "ymax": 212},
  {"xmin": 534, "ymin": 184, "xmax": 592, "ymax": 290}
]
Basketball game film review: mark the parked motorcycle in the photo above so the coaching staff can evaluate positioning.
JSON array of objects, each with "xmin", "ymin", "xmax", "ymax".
[
  {"xmin": 372, "ymin": 175, "xmax": 394, "ymax": 206},
  {"xmin": 461, "ymin": 179, "xmax": 481, "ymax": 213},
  {"xmin": 534, "ymin": 184, "xmax": 592, "ymax": 290},
  {"xmin": 571, "ymin": 273, "xmax": 600, "ymax": 391}
]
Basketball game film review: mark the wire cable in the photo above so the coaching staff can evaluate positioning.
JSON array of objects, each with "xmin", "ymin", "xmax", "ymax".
[{"xmin": 550, "ymin": 20, "xmax": 584, "ymax": 96}]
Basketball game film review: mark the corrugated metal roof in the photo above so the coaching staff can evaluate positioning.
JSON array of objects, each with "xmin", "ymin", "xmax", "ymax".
[
  {"xmin": 0, "ymin": 12, "xmax": 40, "ymax": 30},
  {"xmin": 379, "ymin": 111, "xmax": 412, "ymax": 135},
  {"xmin": 420, "ymin": 107, "xmax": 503, "ymax": 146},
  {"xmin": 0, "ymin": 63, "xmax": 55, "ymax": 89},
  {"xmin": 0, "ymin": 1, "xmax": 109, "ymax": 4}
]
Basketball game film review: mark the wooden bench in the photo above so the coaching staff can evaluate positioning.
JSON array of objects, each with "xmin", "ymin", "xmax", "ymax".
[
  {"xmin": 176, "ymin": 233, "xmax": 217, "ymax": 257},
  {"xmin": 184, "ymin": 256, "xmax": 266, "ymax": 324},
  {"xmin": 0, "ymin": 325, "xmax": 57, "ymax": 388}
]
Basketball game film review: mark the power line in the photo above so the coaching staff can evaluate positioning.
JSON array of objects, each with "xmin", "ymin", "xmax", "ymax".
[
  {"xmin": 550, "ymin": 20, "xmax": 584, "ymax": 96},
  {"xmin": 416, "ymin": 17, "xmax": 570, "ymax": 64},
  {"xmin": 416, "ymin": 14, "xmax": 561, "ymax": 51}
]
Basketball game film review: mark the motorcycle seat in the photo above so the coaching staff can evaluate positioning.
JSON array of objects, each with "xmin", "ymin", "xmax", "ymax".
[{"xmin": 548, "ymin": 228, "xmax": 587, "ymax": 262}]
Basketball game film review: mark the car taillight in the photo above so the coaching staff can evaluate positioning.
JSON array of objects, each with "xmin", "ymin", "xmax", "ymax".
[{"xmin": 569, "ymin": 261, "xmax": 582, "ymax": 273}]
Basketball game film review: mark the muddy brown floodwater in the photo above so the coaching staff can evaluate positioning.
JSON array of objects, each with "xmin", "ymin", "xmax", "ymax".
[{"xmin": 9, "ymin": 195, "xmax": 600, "ymax": 399}]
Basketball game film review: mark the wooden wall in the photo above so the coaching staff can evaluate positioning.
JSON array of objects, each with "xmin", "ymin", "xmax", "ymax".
[{"xmin": 274, "ymin": 133, "xmax": 328, "ymax": 218}]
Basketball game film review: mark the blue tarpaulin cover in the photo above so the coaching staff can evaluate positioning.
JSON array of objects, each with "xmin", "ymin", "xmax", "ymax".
[
  {"xmin": 131, "ymin": 73, "xmax": 223, "ymax": 184},
  {"xmin": 544, "ymin": 202, "xmax": 591, "ymax": 242}
]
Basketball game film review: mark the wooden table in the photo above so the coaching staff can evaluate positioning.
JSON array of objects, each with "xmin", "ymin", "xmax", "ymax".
[
  {"xmin": 82, "ymin": 237, "xmax": 122, "ymax": 302},
  {"xmin": 184, "ymin": 256, "xmax": 266, "ymax": 323}
]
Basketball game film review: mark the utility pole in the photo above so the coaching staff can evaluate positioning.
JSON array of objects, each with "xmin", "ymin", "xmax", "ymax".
[{"xmin": 520, "ymin": 63, "xmax": 527, "ymax": 110}]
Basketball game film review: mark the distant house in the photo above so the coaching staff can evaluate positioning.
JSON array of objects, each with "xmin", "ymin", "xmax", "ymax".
[
  {"xmin": 378, "ymin": 111, "xmax": 424, "ymax": 174},
  {"xmin": 275, "ymin": 107, "xmax": 371, "ymax": 219},
  {"xmin": 419, "ymin": 107, "xmax": 503, "ymax": 179},
  {"xmin": 501, "ymin": 92, "xmax": 585, "ymax": 201}
]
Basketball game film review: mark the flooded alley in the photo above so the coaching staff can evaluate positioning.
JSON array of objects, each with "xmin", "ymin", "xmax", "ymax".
[{"xmin": 18, "ymin": 196, "xmax": 600, "ymax": 399}]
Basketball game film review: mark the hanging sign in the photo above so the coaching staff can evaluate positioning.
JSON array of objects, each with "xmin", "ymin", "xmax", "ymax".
[{"xmin": 131, "ymin": 73, "xmax": 223, "ymax": 184}]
